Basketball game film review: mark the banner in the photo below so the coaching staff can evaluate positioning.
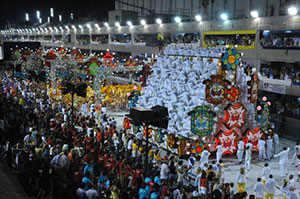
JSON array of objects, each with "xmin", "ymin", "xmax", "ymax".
[
  {"xmin": 262, "ymin": 82, "xmax": 286, "ymax": 94},
  {"xmin": 258, "ymin": 73, "xmax": 292, "ymax": 87}
]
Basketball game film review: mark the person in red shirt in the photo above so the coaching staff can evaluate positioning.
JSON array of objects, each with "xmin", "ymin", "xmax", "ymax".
[
  {"xmin": 119, "ymin": 158, "xmax": 126, "ymax": 187},
  {"xmin": 199, "ymin": 171, "xmax": 208, "ymax": 199}
]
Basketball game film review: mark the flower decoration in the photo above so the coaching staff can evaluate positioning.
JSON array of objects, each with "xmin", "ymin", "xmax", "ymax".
[
  {"xmin": 227, "ymin": 87, "xmax": 240, "ymax": 101},
  {"xmin": 221, "ymin": 48, "xmax": 241, "ymax": 70},
  {"xmin": 58, "ymin": 47, "xmax": 66, "ymax": 55},
  {"xmin": 190, "ymin": 141, "xmax": 205, "ymax": 157}
]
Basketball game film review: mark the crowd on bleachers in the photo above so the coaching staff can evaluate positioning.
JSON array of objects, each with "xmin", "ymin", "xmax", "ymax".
[
  {"xmin": 76, "ymin": 35, "xmax": 91, "ymax": 45},
  {"xmin": 111, "ymin": 34, "xmax": 131, "ymax": 43},
  {"xmin": 260, "ymin": 63, "xmax": 300, "ymax": 83},
  {"xmin": 91, "ymin": 35, "xmax": 108, "ymax": 44},
  {"xmin": 260, "ymin": 32, "xmax": 300, "ymax": 48},
  {"xmin": 204, "ymin": 34, "xmax": 255, "ymax": 47}
]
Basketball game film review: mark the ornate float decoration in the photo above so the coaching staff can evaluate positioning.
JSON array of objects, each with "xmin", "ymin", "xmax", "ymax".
[
  {"xmin": 243, "ymin": 127, "xmax": 263, "ymax": 151},
  {"xmin": 215, "ymin": 129, "xmax": 238, "ymax": 155},
  {"xmin": 223, "ymin": 103, "xmax": 247, "ymax": 129},
  {"xmin": 227, "ymin": 86, "xmax": 240, "ymax": 102},
  {"xmin": 248, "ymin": 73, "xmax": 260, "ymax": 103},
  {"xmin": 203, "ymin": 75, "xmax": 229, "ymax": 105},
  {"xmin": 190, "ymin": 141, "xmax": 205, "ymax": 157},
  {"xmin": 188, "ymin": 106, "xmax": 215, "ymax": 137},
  {"xmin": 221, "ymin": 48, "xmax": 241, "ymax": 70},
  {"xmin": 257, "ymin": 97, "xmax": 271, "ymax": 131}
]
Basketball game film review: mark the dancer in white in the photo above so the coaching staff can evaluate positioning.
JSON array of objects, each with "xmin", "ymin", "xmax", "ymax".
[
  {"xmin": 253, "ymin": 178, "xmax": 264, "ymax": 199},
  {"xmin": 216, "ymin": 144, "xmax": 222, "ymax": 163},
  {"xmin": 292, "ymin": 142, "xmax": 300, "ymax": 165},
  {"xmin": 273, "ymin": 133, "xmax": 279, "ymax": 155},
  {"xmin": 266, "ymin": 136, "xmax": 273, "ymax": 161},
  {"xmin": 237, "ymin": 139, "xmax": 244, "ymax": 164},
  {"xmin": 261, "ymin": 163, "xmax": 271, "ymax": 184},
  {"xmin": 258, "ymin": 138, "xmax": 266, "ymax": 161},
  {"xmin": 274, "ymin": 147, "xmax": 290, "ymax": 177},
  {"xmin": 200, "ymin": 147, "xmax": 210, "ymax": 167},
  {"xmin": 265, "ymin": 175, "xmax": 278, "ymax": 199},
  {"xmin": 244, "ymin": 146, "xmax": 252, "ymax": 171}
]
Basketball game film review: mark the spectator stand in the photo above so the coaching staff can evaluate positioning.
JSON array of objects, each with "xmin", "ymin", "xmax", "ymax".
[
  {"xmin": 260, "ymin": 30, "xmax": 300, "ymax": 49},
  {"xmin": 91, "ymin": 34, "xmax": 108, "ymax": 44},
  {"xmin": 203, "ymin": 30, "xmax": 256, "ymax": 50}
]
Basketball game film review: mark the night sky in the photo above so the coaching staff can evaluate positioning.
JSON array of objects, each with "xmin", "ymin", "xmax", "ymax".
[{"xmin": 0, "ymin": 0, "xmax": 115, "ymax": 28}]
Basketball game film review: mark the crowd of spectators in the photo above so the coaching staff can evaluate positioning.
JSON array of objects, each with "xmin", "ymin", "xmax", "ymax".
[
  {"xmin": 164, "ymin": 33, "xmax": 200, "ymax": 44},
  {"xmin": 76, "ymin": 35, "xmax": 91, "ymax": 45},
  {"xmin": 0, "ymin": 68, "xmax": 271, "ymax": 199},
  {"xmin": 91, "ymin": 35, "xmax": 108, "ymax": 44},
  {"xmin": 260, "ymin": 32, "xmax": 300, "ymax": 48},
  {"xmin": 111, "ymin": 34, "xmax": 131, "ymax": 43},
  {"xmin": 260, "ymin": 63, "xmax": 300, "ymax": 83},
  {"xmin": 204, "ymin": 34, "xmax": 255, "ymax": 47}
]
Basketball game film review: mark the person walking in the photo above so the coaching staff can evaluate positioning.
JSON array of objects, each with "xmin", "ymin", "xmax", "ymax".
[
  {"xmin": 237, "ymin": 139, "xmax": 244, "ymax": 164},
  {"xmin": 274, "ymin": 147, "xmax": 290, "ymax": 177}
]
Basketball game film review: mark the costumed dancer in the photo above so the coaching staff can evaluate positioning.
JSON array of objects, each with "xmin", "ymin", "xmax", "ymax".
[
  {"xmin": 216, "ymin": 144, "xmax": 222, "ymax": 164},
  {"xmin": 261, "ymin": 163, "xmax": 271, "ymax": 184},
  {"xmin": 266, "ymin": 136, "xmax": 273, "ymax": 161},
  {"xmin": 236, "ymin": 167, "xmax": 246, "ymax": 193},
  {"xmin": 264, "ymin": 175, "xmax": 277, "ymax": 199},
  {"xmin": 273, "ymin": 133, "xmax": 279, "ymax": 155},
  {"xmin": 253, "ymin": 178, "xmax": 264, "ymax": 199},
  {"xmin": 274, "ymin": 147, "xmax": 290, "ymax": 177},
  {"xmin": 292, "ymin": 142, "xmax": 300, "ymax": 165},
  {"xmin": 200, "ymin": 147, "xmax": 210, "ymax": 168},
  {"xmin": 244, "ymin": 146, "xmax": 252, "ymax": 171},
  {"xmin": 237, "ymin": 138, "xmax": 244, "ymax": 164},
  {"xmin": 258, "ymin": 138, "xmax": 266, "ymax": 161}
]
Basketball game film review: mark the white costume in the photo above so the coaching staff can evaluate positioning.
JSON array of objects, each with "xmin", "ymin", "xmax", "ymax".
[
  {"xmin": 253, "ymin": 181, "xmax": 264, "ymax": 199},
  {"xmin": 261, "ymin": 166, "xmax": 271, "ymax": 183},
  {"xmin": 258, "ymin": 139, "xmax": 266, "ymax": 160},
  {"xmin": 265, "ymin": 178, "xmax": 277, "ymax": 197},
  {"xmin": 273, "ymin": 133, "xmax": 279, "ymax": 154},
  {"xmin": 216, "ymin": 145, "xmax": 222, "ymax": 163},
  {"xmin": 266, "ymin": 138, "xmax": 273, "ymax": 160},
  {"xmin": 292, "ymin": 144, "xmax": 300, "ymax": 165},
  {"xmin": 244, "ymin": 148, "xmax": 252, "ymax": 170},
  {"xmin": 274, "ymin": 147, "xmax": 290, "ymax": 176},
  {"xmin": 200, "ymin": 149, "xmax": 210, "ymax": 167},
  {"xmin": 237, "ymin": 140, "xmax": 244, "ymax": 163}
]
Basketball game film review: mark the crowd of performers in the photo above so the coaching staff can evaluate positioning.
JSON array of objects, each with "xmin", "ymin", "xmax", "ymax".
[{"xmin": 0, "ymin": 68, "xmax": 300, "ymax": 199}]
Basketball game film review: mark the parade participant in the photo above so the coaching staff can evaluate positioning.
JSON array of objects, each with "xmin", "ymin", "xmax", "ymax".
[
  {"xmin": 264, "ymin": 175, "xmax": 277, "ymax": 199},
  {"xmin": 261, "ymin": 163, "xmax": 271, "ymax": 184},
  {"xmin": 281, "ymin": 179, "xmax": 290, "ymax": 199},
  {"xmin": 244, "ymin": 146, "xmax": 251, "ymax": 171},
  {"xmin": 297, "ymin": 154, "xmax": 300, "ymax": 182},
  {"xmin": 216, "ymin": 144, "xmax": 222, "ymax": 163},
  {"xmin": 132, "ymin": 139, "xmax": 138, "ymax": 158},
  {"xmin": 292, "ymin": 142, "xmax": 300, "ymax": 165},
  {"xmin": 236, "ymin": 167, "xmax": 246, "ymax": 193},
  {"xmin": 274, "ymin": 147, "xmax": 290, "ymax": 177},
  {"xmin": 237, "ymin": 138, "xmax": 244, "ymax": 164},
  {"xmin": 266, "ymin": 136, "xmax": 273, "ymax": 161},
  {"xmin": 253, "ymin": 178, "xmax": 264, "ymax": 199},
  {"xmin": 258, "ymin": 138, "xmax": 266, "ymax": 161},
  {"xmin": 273, "ymin": 133, "xmax": 279, "ymax": 155},
  {"xmin": 278, "ymin": 187, "xmax": 299, "ymax": 199},
  {"xmin": 200, "ymin": 147, "xmax": 210, "ymax": 167}
]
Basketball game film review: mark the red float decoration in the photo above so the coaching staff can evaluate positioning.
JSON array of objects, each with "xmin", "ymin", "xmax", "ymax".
[
  {"xmin": 203, "ymin": 75, "xmax": 229, "ymax": 105},
  {"xmin": 215, "ymin": 129, "xmax": 239, "ymax": 155},
  {"xmin": 223, "ymin": 103, "xmax": 247, "ymax": 129}
]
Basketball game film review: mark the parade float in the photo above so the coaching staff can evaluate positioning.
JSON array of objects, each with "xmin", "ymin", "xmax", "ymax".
[{"xmin": 132, "ymin": 46, "xmax": 273, "ymax": 156}]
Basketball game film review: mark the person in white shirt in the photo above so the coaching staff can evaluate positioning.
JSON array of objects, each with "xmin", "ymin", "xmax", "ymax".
[
  {"xmin": 278, "ymin": 186, "xmax": 299, "ymax": 199},
  {"xmin": 127, "ymin": 138, "xmax": 133, "ymax": 156},
  {"xmin": 292, "ymin": 142, "xmax": 300, "ymax": 165},
  {"xmin": 244, "ymin": 146, "xmax": 252, "ymax": 171},
  {"xmin": 266, "ymin": 136, "xmax": 273, "ymax": 160},
  {"xmin": 200, "ymin": 147, "xmax": 210, "ymax": 167},
  {"xmin": 274, "ymin": 147, "xmax": 290, "ymax": 177},
  {"xmin": 273, "ymin": 133, "xmax": 279, "ymax": 155},
  {"xmin": 216, "ymin": 144, "xmax": 222, "ymax": 163},
  {"xmin": 261, "ymin": 163, "xmax": 271, "ymax": 184},
  {"xmin": 265, "ymin": 175, "xmax": 278, "ymax": 199},
  {"xmin": 160, "ymin": 160, "xmax": 169, "ymax": 181},
  {"xmin": 237, "ymin": 139, "xmax": 244, "ymax": 164},
  {"xmin": 236, "ymin": 167, "xmax": 246, "ymax": 192},
  {"xmin": 254, "ymin": 178, "xmax": 264, "ymax": 199},
  {"xmin": 258, "ymin": 138, "xmax": 267, "ymax": 161}
]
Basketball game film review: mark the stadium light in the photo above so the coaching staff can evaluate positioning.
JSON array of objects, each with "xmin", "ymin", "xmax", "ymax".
[
  {"xmin": 220, "ymin": 13, "xmax": 228, "ymax": 20},
  {"xmin": 72, "ymin": 25, "xmax": 76, "ymax": 30},
  {"xmin": 59, "ymin": 15, "xmax": 62, "ymax": 22},
  {"xmin": 115, "ymin": 22, "xmax": 120, "ymax": 27},
  {"xmin": 104, "ymin": 22, "xmax": 109, "ymax": 27},
  {"xmin": 95, "ymin": 24, "xmax": 99, "ymax": 28},
  {"xmin": 251, "ymin": 10, "xmax": 259, "ymax": 18},
  {"xmin": 65, "ymin": 25, "xmax": 70, "ymax": 31},
  {"xmin": 127, "ymin": 21, "xmax": 133, "ymax": 26},
  {"xmin": 156, "ymin": 18, "xmax": 162, "ymax": 24},
  {"xmin": 174, "ymin": 16, "xmax": 181, "ymax": 23},
  {"xmin": 70, "ymin": 13, "xmax": 74, "ymax": 20},
  {"xmin": 25, "ymin": 13, "xmax": 29, "ymax": 21},
  {"xmin": 47, "ymin": 17, "xmax": 50, "ymax": 22},
  {"xmin": 59, "ymin": 26, "xmax": 63, "ymax": 31},
  {"xmin": 86, "ymin": 24, "xmax": 91, "ymax": 30},
  {"xmin": 140, "ymin": 19, "xmax": 146, "ymax": 25},
  {"xmin": 54, "ymin": 27, "xmax": 58, "ymax": 31},
  {"xmin": 288, "ymin": 7, "xmax": 298, "ymax": 16},
  {"xmin": 195, "ymin": 15, "xmax": 202, "ymax": 22},
  {"xmin": 39, "ymin": 18, "xmax": 42, "ymax": 23},
  {"xmin": 78, "ymin": 25, "xmax": 83, "ymax": 29},
  {"xmin": 50, "ymin": 8, "xmax": 54, "ymax": 17}
]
